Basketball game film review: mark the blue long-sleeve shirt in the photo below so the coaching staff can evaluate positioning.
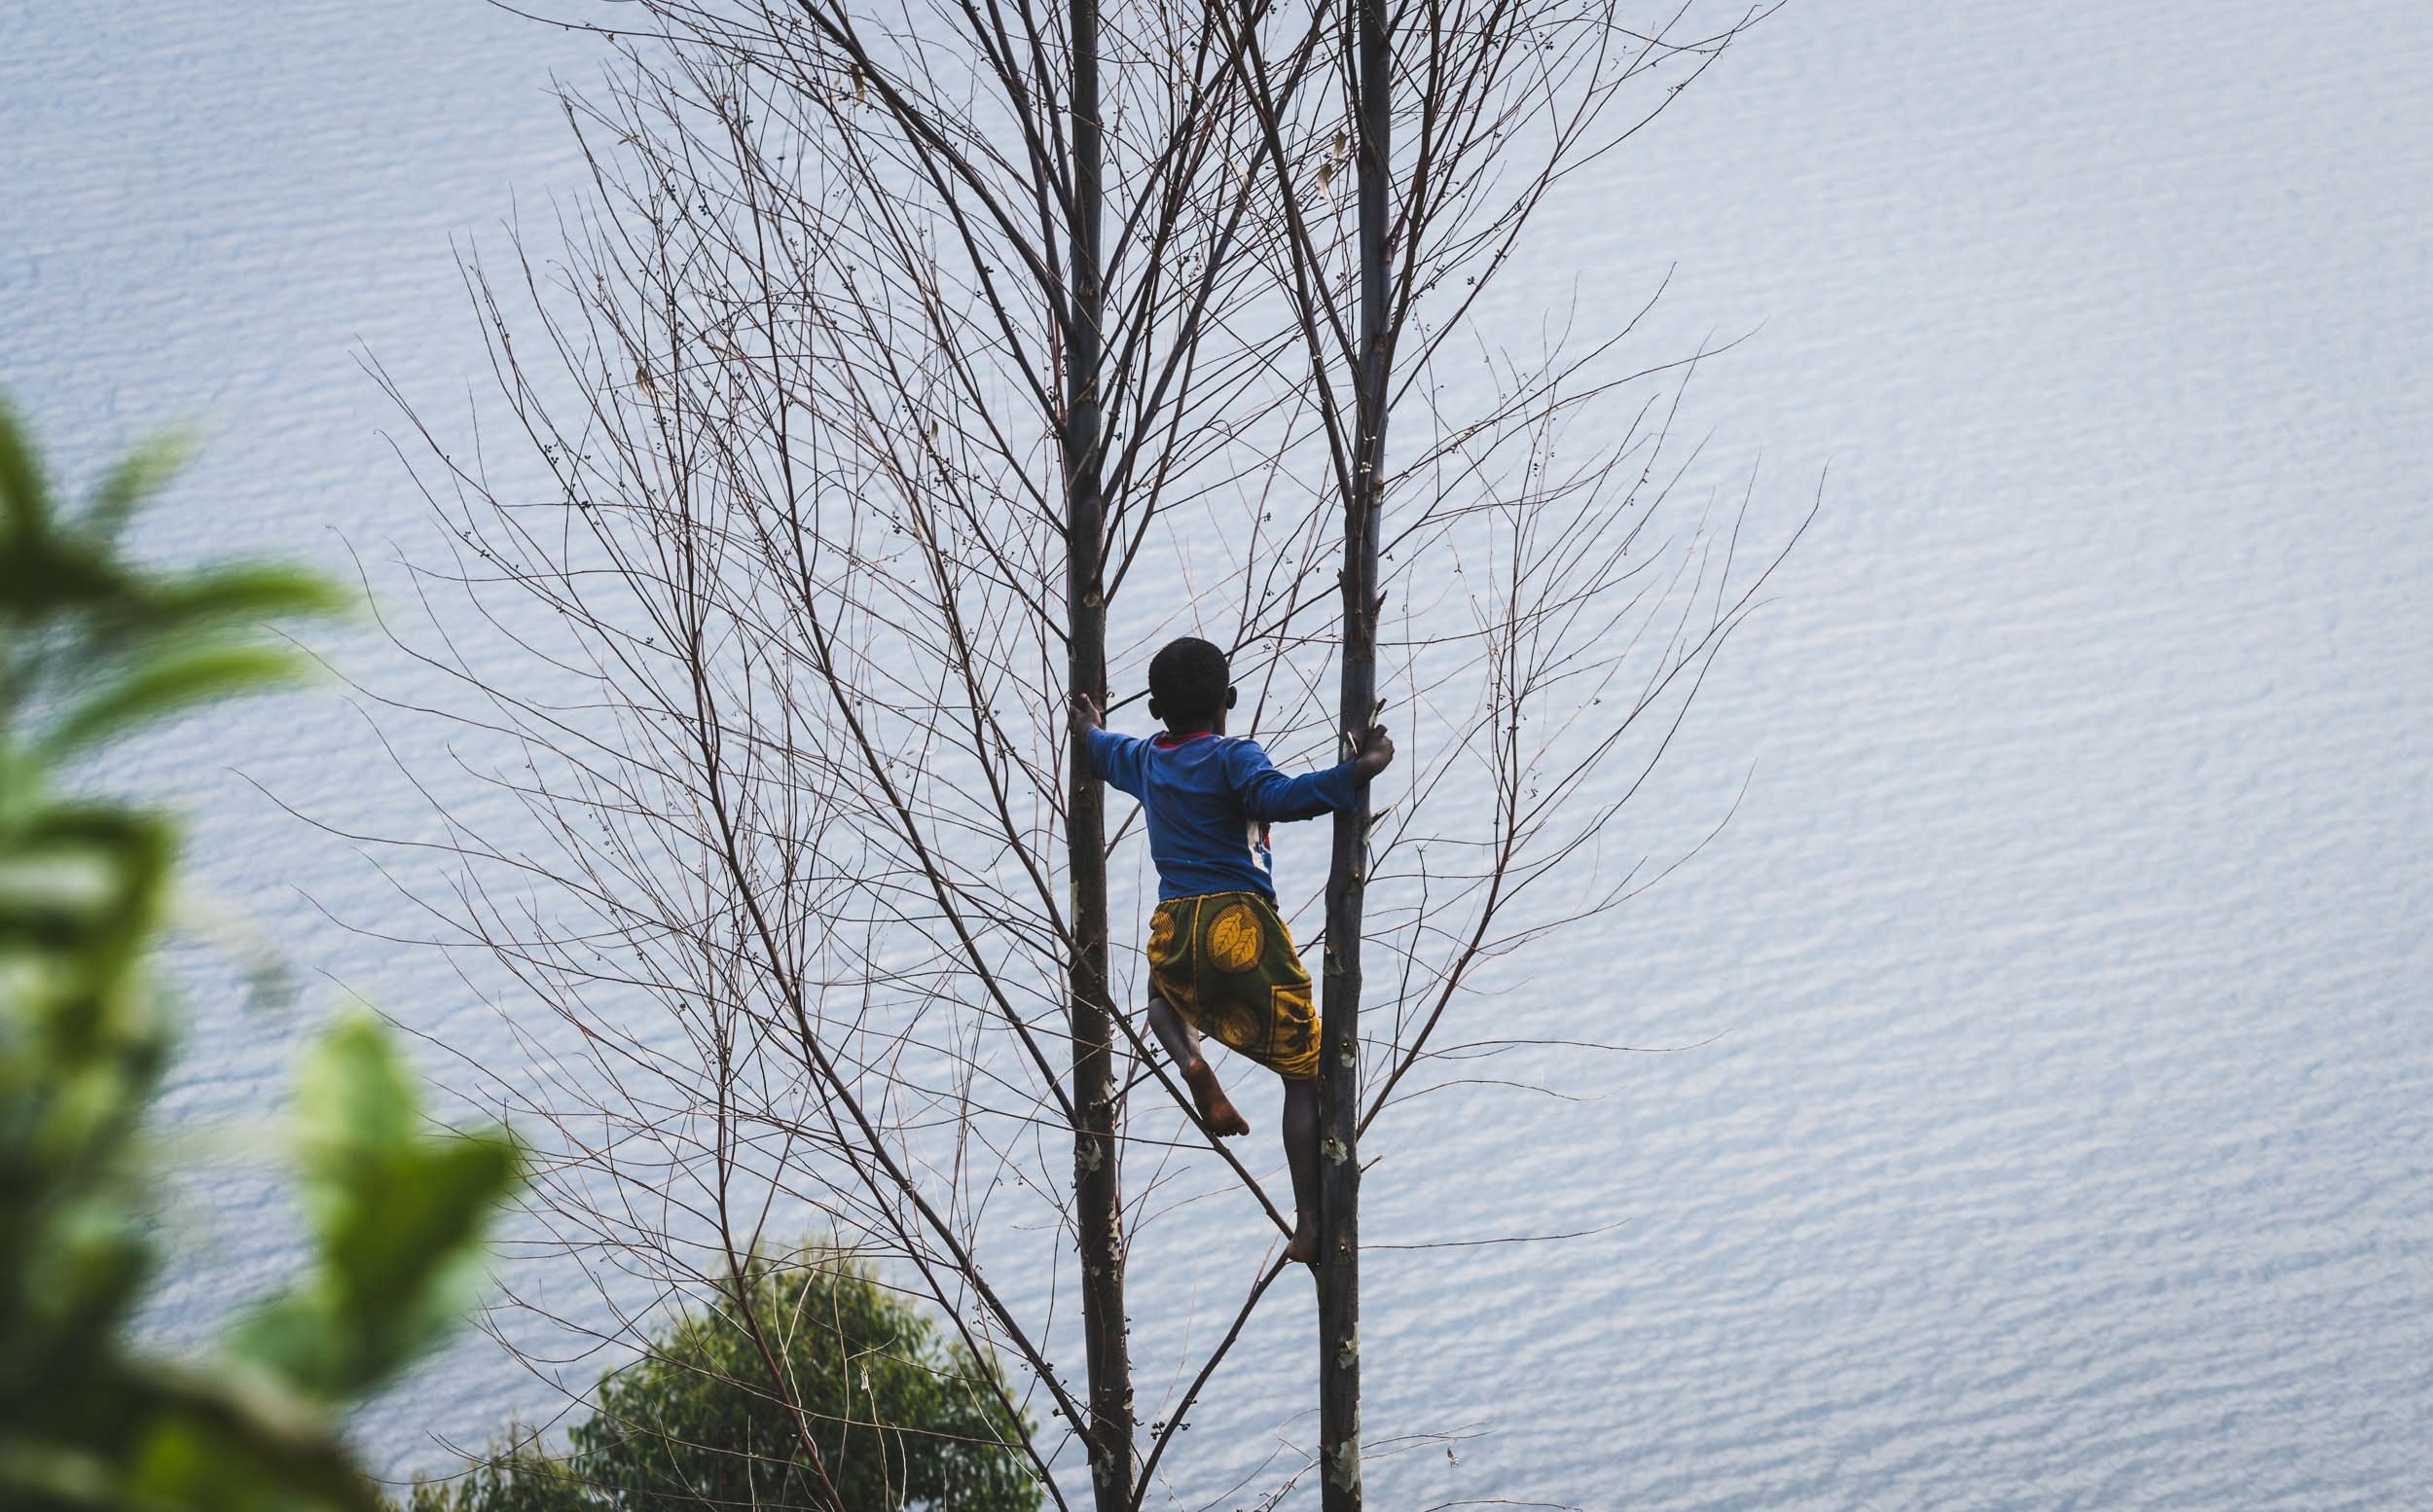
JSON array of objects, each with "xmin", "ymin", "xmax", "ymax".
[{"xmin": 1085, "ymin": 728, "xmax": 1359, "ymax": 901}]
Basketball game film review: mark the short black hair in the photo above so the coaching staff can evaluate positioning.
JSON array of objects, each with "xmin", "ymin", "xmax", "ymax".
[{"xmin": 1147, "ymin": 636, "xmax": 1229, "ymax": 728}]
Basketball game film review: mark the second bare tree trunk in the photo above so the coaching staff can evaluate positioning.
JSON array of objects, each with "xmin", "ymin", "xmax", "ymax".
[
  {"xmin": 1320, "ymin": 0, "xmax": 1392, "ymax": 1501},
  {"xmin": 1065, "ymin": 0, "xmax": 1135, "ymax": 1504}
]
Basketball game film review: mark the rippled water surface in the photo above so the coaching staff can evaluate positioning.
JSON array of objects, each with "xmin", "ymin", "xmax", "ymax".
[{"xmin": 7, "ymin": 2, "xmax": 2430, "ymax": 1508}]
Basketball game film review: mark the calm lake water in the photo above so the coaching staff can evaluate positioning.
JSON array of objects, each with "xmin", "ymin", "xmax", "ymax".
[{"xmin": 7, "ymin": 1, "xmax": 2430, "ymax": 1508}]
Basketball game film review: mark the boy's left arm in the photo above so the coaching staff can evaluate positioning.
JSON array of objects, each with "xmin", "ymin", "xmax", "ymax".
[{"xmin": 1224, "ymin": 738, "xmax": 1360, "ymax": 821}]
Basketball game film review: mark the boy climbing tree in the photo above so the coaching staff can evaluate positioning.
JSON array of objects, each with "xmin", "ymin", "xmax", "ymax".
[{"xmin": 1073, "ymin": 636, "xmax": 1394, "ymax": 1264}]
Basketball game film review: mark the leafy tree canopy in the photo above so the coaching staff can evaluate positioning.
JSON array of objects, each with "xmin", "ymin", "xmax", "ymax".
[{"xmin": 405, "ymin": 1249, "xmax": 1040, "ymax": 1512}]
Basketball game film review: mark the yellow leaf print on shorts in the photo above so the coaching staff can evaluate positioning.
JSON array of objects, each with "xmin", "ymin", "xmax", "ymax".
[
  {"xmin": 1205, "ymin": 899, "xmax": 1265, "ymax": 974},
  {"xmin": 1146, "ymin": 904, "xmax": 1180, "ymax": 969}
]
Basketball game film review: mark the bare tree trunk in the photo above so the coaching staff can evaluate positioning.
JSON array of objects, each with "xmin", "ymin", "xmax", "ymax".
[
  {"xmin": 1065, "ymin": 0, "xmax": 1135, "ymax": 1501},
  {"xmin": 1318, "ymin": 0, "xmax": 1392, "ymax": 1499}
]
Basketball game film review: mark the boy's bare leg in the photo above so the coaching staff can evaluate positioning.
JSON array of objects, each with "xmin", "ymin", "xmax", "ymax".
[
  {"xmin": 1282, "ymin": 1077, "xmax": 1320, "ymax": 1263},
  {"xmin": 1146, "ymin": 992, "xmax": 1251, "ymax": 1137}
]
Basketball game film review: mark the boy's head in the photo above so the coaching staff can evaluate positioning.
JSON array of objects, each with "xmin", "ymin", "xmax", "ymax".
[{"xmin": 1146, "ymin": 636, "xmax": 1236, "ymax": 734}]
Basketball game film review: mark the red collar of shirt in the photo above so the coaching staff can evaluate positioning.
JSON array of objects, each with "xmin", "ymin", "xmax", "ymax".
[{"xmin": 1151, "ymin": 731, "xmax": 1218, "ymax": 749}]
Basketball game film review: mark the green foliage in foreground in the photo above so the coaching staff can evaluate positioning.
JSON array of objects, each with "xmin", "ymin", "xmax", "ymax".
[
  {"xmin": 405, "ymin": 1251, "xmax": 1040, "ymax": 1512},
  {"xmin": 0, "ymin": 397, "xmax": 523, "ymax": 1511}
]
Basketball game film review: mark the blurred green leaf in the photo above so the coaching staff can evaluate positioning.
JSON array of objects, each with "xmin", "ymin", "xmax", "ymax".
[
  {"xmin": 0, "ymin": 397, "xmax": 47, "ymax": 537},
  {"xmin": 149, "ymin": 563, "xmax": 352, "ymax": 627},
  {"xmin": 82, "ymin": 426, "xmax": 198, "ymax": 546},
  {"xmin": 41, "ymin": 645, "xmax": 310, "ymax": 759},
  {"xmin": 233, "ymin": 1018, "xmax": 521, "ymax": 1400},
  {"xmin": 0, "ymin": 532, "xmax": 122, "ymax": 621}
]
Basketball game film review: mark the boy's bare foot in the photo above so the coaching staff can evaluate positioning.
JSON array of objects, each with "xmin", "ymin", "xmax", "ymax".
[
  {"xmin": 1181, "ymin": 1056, "xmax": 1251, "ymax": 1137},
  {"xmin": 1285, "ymin": 1211, "xmax": 1319, "ymax": 1266}
]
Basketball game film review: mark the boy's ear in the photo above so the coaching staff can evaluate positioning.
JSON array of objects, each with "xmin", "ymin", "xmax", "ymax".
[
  {"xmin": 1146, "ymin": 697, "xmax": 1161, "ymax": 721},
  {"xmin": 1225, "ymin": 686, "xmax": 1239, "ymax": 709}
]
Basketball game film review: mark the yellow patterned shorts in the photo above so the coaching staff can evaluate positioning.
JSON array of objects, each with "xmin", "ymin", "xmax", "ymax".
[{"xmin": 1144, "ymin": 890, "xmax": 1319, "ymax": 1082}]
